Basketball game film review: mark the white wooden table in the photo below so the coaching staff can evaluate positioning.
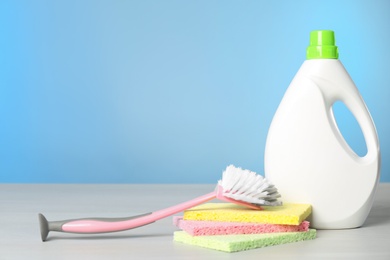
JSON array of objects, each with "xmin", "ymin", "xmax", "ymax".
[{"xmin": 1, "ymin": 183, "xmax": 389, "ymax": 259}]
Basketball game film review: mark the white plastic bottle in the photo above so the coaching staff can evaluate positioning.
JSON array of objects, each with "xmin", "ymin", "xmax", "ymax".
[{"xmin": 264, "ymin": 30, "xmax": 381, "ymax": 229}]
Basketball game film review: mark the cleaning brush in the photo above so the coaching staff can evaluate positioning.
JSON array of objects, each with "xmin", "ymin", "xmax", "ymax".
[{"xmin": 38, "ymin": 165, "xmax": 281, "ymax": 241}]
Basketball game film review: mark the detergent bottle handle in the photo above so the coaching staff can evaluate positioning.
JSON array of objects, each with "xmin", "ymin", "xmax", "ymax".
[{"xmin": 315, "ymin": 74, "xmax": 380, "ymax": 164}]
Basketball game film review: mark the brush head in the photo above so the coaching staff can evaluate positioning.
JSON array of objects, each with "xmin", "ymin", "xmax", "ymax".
[{"xmin": 217, "ymin": 165, "xmax": 282, "ymax": 207}]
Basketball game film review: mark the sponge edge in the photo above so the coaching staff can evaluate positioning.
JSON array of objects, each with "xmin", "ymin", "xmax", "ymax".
[
  {"xmin": 174, "ymin": 229, "xmax": 317, "ymax": 253},
  {"xmin": 174, "ymin": 216, "xmax": 310, "ymax": 236},
  {"xmin": 183, "ymin": 203, "xmax": 312, "ymax": 225}
]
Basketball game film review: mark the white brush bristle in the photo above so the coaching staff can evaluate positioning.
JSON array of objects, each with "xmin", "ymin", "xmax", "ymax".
[{"xmin": 218, "ymin": 165, "xmax": 282, "ymax": 206}]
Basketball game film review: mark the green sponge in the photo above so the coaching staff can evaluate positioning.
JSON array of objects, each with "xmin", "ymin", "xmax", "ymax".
[{"xmin": 174, "ymin": 229, "xmax": 317, "ymax": 253}]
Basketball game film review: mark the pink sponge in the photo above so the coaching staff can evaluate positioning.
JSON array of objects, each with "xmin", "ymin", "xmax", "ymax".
[{"xmin": 173, "ymin": 216, "xmax": 309, "ymax": 236}]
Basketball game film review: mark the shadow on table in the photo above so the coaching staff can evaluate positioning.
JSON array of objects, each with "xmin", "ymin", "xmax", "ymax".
[
  {"xmin": 363, "ymin": 197, "xmax": 390, "ymax": 228},
  {"xmin": 44, "ymin": 233, "xmax": 172, "ymax": 242}
]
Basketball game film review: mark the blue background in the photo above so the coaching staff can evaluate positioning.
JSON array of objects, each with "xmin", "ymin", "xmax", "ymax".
[{"xmin": 1, "ymin": 0, "xmax": 389, "ymax": 183}]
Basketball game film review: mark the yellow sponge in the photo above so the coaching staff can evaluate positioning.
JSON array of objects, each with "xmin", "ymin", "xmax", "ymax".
[{"xmin": 183, "ymin": 203, "xmax": 311, "ymax": 225}]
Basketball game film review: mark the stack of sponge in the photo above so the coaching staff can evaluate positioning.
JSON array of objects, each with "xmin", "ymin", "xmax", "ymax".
[{"xmin": 173, "ymin": 203, "xmax": 316, "ymax": 253}]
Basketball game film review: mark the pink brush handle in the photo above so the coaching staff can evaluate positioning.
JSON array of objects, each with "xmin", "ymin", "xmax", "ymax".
[{"xmin": 39, "ymin": 191, "xmax": 216, "ymax": 240}]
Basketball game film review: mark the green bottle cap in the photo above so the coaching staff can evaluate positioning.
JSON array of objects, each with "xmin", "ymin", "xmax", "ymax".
[{"xmin": 306, "ymin": 30, "xmax": 339, "ymax": 59}]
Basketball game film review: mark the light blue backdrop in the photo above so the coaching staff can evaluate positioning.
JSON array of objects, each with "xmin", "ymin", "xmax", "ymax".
[{"xmin": 1, "ymin": 0, "xmax": 389, "ymax": 183}]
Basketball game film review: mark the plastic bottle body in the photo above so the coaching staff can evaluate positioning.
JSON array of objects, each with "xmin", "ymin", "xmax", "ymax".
[{"xmin": 264, "ymin": 59, "xmax": 380, "ymax": 229}]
